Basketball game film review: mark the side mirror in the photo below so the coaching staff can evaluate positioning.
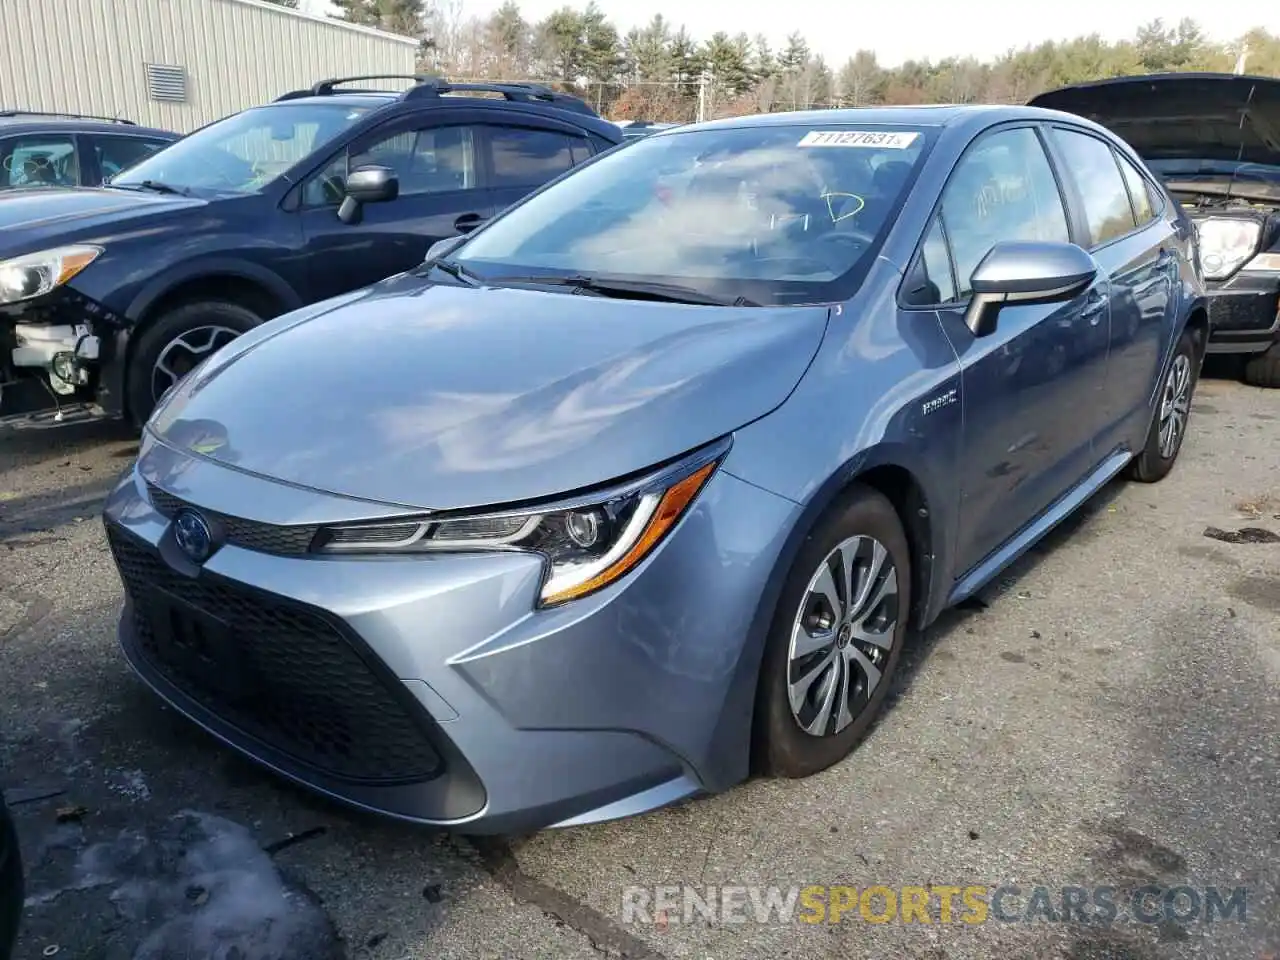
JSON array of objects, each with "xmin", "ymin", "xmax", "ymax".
[
  {"xmin": 963, "ymin": 240, "xmax": 1097, "ymax": 337},
  {"xmin": 425, "ymin": 234, "xmax": 466, "ymax": 264},
  {"xmin": 338, "ymin": 165, "xmax": 399, "ymax": 224}
]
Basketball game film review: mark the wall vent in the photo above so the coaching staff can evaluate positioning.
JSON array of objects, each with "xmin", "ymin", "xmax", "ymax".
[{"xmin": 145, "ymin": 63, "xmax": 187, "ymax": 102}]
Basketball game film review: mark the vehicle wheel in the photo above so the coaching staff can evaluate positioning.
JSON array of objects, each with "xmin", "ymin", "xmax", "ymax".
[
  {"xmin": 1242, "ymin": 340, "xmax": 1280, "ymax": 389},
  {"xmin": 126, "ymin": 301, "xmax": 262, "ymax": 426},
  {"xmin": 1128, "ymin": 329, "xmax": 1199, "ymax": 483},
  {"xmin": 754, "ymin": 484, "xmax": 911, "ymax": 778}
]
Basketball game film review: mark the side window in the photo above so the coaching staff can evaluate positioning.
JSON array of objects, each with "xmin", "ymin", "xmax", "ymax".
[
  {"xmin": 1116, "ymin": 153, "xmax": 1156, "ymax": 226},
  {"xmin": 1, "ymin": 135, "xmax": 79, "ymax": 188},
  {"xmin": 488, "ymin": 127, "xmax": 582, "ymax": 190},
  {"xmin": 303, "ymin": 125, "xmax": 478, "ymax": 206},
  {"xmin": 1050, "ymin": 128, "xmax": 1137, "ymax": 246},
  {"xmin": 91, "ymin": 135, "xmax": 169, "ymax": 181},
  {"xmin": 940, "ymin": 127, "xmax": 1070, "ymax": 298},
  {"xmin": 904, "ymin": 217, "xmax": 957, "ymax": 306}
]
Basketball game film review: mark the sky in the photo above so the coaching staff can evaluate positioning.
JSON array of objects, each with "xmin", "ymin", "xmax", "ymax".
[{"xmin": 297, "ymin": 1, "xmax": 1277, "ymax": 69}]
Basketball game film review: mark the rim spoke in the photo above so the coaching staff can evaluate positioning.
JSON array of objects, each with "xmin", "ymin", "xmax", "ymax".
[
  {"xmin": 791, "ymin": 619, "xmax": 835, "ymax": 660},
  {"xmin": 849, "ymin": 540, "xmax": 887, "ymax": 618},
  {"xmin": 837, "ymin": 538, "xmax": 859, "ymax": 610},
  {"xmin": 801, "ymin": 659, "xmax": 840, "ymax": 736},
  {"xmin": 810, "ymin": 563, "xmax": 843, "ymax": 623},
  {"xmin": 788, "ymin": 649, "xmax": 835, "ymax": 715},
  {"xmin": 833, "ymin": 655, "xmax": 855, "ymax": 733},
  {"xmin": 846, "ymin": 645, "xmax": 883, "ymax": 700}
]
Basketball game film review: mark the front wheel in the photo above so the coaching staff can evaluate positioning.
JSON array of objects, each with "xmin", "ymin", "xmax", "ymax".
[
  {"xmin": 754, "ymin": 485, "xmax": 911, "ymax": 779},
  {"xmin": 126, "ymin": 301, "xmax": 262, "ymax": 426},
  {"xmin": 1242, "ymin": 340, "xmax": 1280, "ymax": 389},
  {"xmin": 1128, "ymin": 328, "xmax": 1199, "ymax": 483}
]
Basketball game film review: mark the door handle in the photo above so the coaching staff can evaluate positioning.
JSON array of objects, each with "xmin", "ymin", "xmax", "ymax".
[
  {"xmin": 454, "ymin": 212, "xmax": 486, "ymax": 233},
  {"xmin": 1080, "ymin": 293, "xmax": 1109, "ymax": 325}
]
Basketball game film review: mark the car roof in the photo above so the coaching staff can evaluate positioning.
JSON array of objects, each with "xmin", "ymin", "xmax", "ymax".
[
  {"xmin": 0, "ymin": 113, "xmax": 177, "ymax": 139},
  {"xmin": 689, "ymin": 104, "xmax": 1051, "ymax": 133},
  {"xmin": 257, "ymin": 91, "xmax": 624, "ymax": 141}
]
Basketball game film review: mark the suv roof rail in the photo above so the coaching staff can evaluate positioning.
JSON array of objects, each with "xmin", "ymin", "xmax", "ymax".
[
  {"xmin": 274, "ymin": 74, "xmax": 436, "ymax": 101},
  {"xmin": 0, "ymin": 109, "xmax": 137, "ymax": 125},
  {"xmin": 274, "ymin": 74, "xmax": 599, "ymax": 117}
]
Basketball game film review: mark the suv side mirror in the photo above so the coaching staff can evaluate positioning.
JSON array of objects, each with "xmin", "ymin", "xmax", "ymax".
[
  {"xmin": 338, "ymin": 165, "xmax": 399, "ymax": 225},
  {"xmin": 964, "ymin": 240, "xmax": 1097, "ymax": 337}
]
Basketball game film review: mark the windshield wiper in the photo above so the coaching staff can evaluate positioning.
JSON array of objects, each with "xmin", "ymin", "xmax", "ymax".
[
  {"xmin": 115, "ymin": 179, "xmax": 188, "ymax": 196},
  {"xmin": 487, "ymin": 274, "xmax": 759, "ymax": 307},
  {"xmin": 430, "ymin": 258, "xmax": 483, "ymax": 287}
]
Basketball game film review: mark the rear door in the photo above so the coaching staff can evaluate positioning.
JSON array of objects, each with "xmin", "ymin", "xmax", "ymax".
[
  {"xmin": 480, "ymin": 119, "xmax": 600, "ymax": 215},
  {"xmin": 295, "ymin": 110, "xmax": 497, "ymax": 301},
  {"xmin": 1044, "ymin": 126, "xmax": 1175, "ymax": 454}
]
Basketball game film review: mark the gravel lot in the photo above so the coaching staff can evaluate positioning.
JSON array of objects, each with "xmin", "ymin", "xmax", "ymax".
[{"xmin": 1, "ymin": 373, "xmax": 1277, "ymax": 960}]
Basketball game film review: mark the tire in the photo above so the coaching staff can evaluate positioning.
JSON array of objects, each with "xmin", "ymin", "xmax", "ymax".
[
  {"xmin": 1128, "ymin": 328, "xmax": 1199, "ymax": 483},
  {"xmin": 0, "ymin": 797, "xmax": 22, "ymax": 960},
  {"xmin": 125, "ymin": 300, "xmax": 262, "ymax": 427},
  {"xmin": 754, "ymin": 484, "xmax": 912, "ymax": 779},
  {"xmin": 1242, "ymin": 340, "xmax": 1280, "ymax": 389}
]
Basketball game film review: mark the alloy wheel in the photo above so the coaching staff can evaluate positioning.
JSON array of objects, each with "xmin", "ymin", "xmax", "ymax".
[
  {"xmin": 1158, "ymin": 353, "xmax": 1192, "ymax": 459},
  {"xmin": 151, "ymin": 325, "xmax": 240, "ymax": 402},
  {"xmin": 787, "ymin": 535, "xmax": 900, "ymax": 738}
]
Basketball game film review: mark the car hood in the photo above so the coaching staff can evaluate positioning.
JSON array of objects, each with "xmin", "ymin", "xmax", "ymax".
[
  {"xmin": 0, "ymin": 186, "xmax": 204, "ymax": 259},
  {"xmin": 149, "ymin": 276, "xmax": 831, "ymax": 511},
  {"xmin": 1029, "ymin": 73, "xmax": 1280, "ymax": 167}
]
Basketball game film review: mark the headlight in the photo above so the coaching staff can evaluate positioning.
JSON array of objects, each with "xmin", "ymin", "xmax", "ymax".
[
  {"xmin": 1195, "ymin": 218, "xmax": 1261, "ymax": 281},
  {"xmin": 312, "ymin": 439, "xmax": 730, "ymax": 606},
  {"xmin": 0, "ymin": 244, "xmax": 102, "ymax": 305}
]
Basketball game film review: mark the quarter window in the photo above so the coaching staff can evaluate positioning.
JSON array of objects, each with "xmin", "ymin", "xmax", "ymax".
[
  {"xmin": 91, "ymin": 135, "xmax": 169, "ymax": 181},
  {"xmin": 904, "ymin": 217, "xmax": 957, "ymax": 306},
  {"xmin": 938, "ymin": 127, "xmax": 1070, "ymax": 299},
  {"xmin": 1051, "ymin": 129, "xmax": 1137, "ymax": 246}
]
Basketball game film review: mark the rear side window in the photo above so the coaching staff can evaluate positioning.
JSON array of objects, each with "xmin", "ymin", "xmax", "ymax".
[
  {"xmin": 1051, "ymin": 129, "xmax": 1137, "ymax": 246},
  {"xmin": 90, "ymin": 135, "xmax": 169, "ymax": 181},
  {"xmin": 488, "ymin": 127, "xmax": 582, "ymax": 189},
  {"xmin": 1116, "ymin": 153, "xmax": 1157, "ymax": 226}
]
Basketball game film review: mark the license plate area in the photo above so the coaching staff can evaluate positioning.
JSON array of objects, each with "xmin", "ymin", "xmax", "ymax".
[{"xmin": 139, "ymin": 586, "xmax": 256, "ymax": 701}]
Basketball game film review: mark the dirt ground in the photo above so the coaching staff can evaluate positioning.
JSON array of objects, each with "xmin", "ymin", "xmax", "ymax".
[{"xmin": 1, "ymin": 373, "xmax": 1277, "ymax": 960}]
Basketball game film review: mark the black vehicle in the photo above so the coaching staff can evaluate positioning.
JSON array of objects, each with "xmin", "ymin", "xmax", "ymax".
[
  {"xmin": 0, "ymin": 793, "xmax": 20, "ymax": 960},
  {"xmin": 0, "ymin": 77, "xmax": 623, "ymax": 428},
  {"xmin": 0, "ymin": 110, "xmax": 176, "ymax": 189},
  {"xmin": 1031, "ymin": 73, "xmax": 1280, "ymax": 388}
]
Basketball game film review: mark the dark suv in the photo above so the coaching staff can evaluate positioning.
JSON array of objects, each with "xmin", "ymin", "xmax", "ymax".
[
  {"xmin": 0, "ymin": 110, "xmax": 177, "ymax": 191},
  {"xmin": 0, "ymin": 77, "xmax": 623, "ymax": 428}
]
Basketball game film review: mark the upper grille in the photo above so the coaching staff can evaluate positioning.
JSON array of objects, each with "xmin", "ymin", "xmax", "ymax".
[
  {"xmin": 107, "ymin": 522, "xmax": 443, "ymax": 785},
  {"xmin": 146, "ymin": 482, "xmax": 319, "ymax": 556}
]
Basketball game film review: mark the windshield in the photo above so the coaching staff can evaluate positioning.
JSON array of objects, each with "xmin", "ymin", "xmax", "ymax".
[
  {"xmin": 451, "ymin": 123, "xmax": 933, "ymax": 305},
  {"xmin": 110, "ymin": 102, "xmax": 373, "ymax": 196}
]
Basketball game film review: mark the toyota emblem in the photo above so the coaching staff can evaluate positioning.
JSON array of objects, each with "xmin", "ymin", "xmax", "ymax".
[{"xmin": 172, "ymin": 508, "xmax": 214, "ymax": 563}]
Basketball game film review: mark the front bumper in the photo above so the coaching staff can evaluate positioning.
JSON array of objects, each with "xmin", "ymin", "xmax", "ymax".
[
  {"xmin": 1204, "ymin": 271, "xmax": 1280, "ymax": 355},
  {"xmin": 103, "ymin": 435, "xmax": 799, "ymax": 833}
]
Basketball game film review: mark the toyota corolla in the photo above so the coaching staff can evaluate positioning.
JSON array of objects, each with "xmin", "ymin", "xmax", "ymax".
[{"xmin": 103, "ymin": 106, "xmax": 1206, "ymax": 833}]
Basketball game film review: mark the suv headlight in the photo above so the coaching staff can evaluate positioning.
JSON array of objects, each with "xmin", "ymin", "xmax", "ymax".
[
  {"xmin": 1195, "ymin": 218, "xmax": 1261, "ymax": 281},
  {"xmin": 312, "ymin": 438, "xmax": 729, "ymax": 606},
  {"xmin": 0, "ymin": 244, "xmax": 103, "ymax": 305}
]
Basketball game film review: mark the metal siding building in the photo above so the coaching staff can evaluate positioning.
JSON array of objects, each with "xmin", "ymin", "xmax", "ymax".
[{"xmin": 0, "ymin": 0, "xmax": 419, "ymax": 132}]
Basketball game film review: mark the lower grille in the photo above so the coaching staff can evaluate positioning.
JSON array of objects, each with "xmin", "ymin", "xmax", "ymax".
[
  {"xmin": 107, "ymin": 522, "xmax": 442, "ymax": 785},
  {"xmin": 1206, "ymin": 291, "xmax": 1280, "ymax": 333}
]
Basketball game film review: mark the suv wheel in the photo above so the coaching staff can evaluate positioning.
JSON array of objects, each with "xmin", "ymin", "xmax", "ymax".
[
  {"xmin": 1242, "ymin": 340, "xmax": 1280, "ymax": 389},
  {"xmin": 127, "ymin": 301, "xmax": 262, "ymax": 426}
]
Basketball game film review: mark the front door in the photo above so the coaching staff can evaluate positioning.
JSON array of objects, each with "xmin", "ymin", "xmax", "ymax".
[
  {"xmin": 296, "ymin": 116, "xmax": 496, "ymax": 302},
  {"xmin": 929, "ymin": 125, "xmax": 1113, "ymax": 577}
]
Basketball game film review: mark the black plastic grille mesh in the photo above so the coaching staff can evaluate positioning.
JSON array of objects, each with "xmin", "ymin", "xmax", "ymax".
[
  {"xmin": 146, "ymin": 482, "xmax": 319, "ymax": 555},
  {"xmin": 107, "ymin": 522, "xmax": 443, "ymax": 785}
]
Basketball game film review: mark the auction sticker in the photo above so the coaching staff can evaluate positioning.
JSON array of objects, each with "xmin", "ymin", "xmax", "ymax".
[{"xmin": 798, "ymin": 130, "xmax": 920, "ymax": 149}]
